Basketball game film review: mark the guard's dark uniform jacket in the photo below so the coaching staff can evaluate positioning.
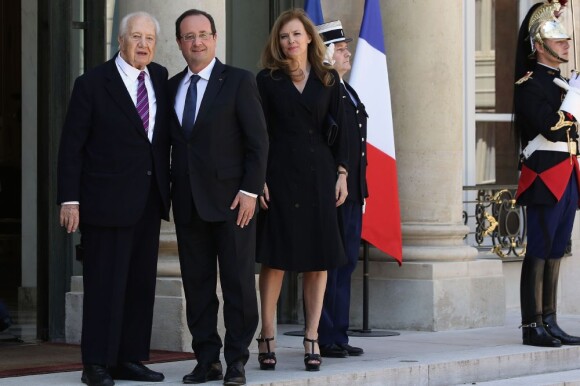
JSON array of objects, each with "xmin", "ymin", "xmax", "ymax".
[
  {"xmin": 342, "ymin": 81, "xmax": 368, "ymax": 204},
  {"xmin": 515, "ymin": 63, "xmax": 580, "ymax": 207}
]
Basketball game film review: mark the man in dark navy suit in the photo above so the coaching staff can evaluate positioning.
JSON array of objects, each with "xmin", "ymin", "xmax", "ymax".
[
  {"xmin": 169, "ymin": 9, "xmax": 268, "ymax": 386},
  {"xmin": 57, "ymin": 11, "xmax": 169, "ymax": 386},
  {"xmin": 316, "ymin": 20, "xmax": 368, "ymax": 359}
]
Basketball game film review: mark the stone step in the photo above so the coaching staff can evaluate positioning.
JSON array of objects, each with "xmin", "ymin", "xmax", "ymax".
[
  {"xmin": 4, "ymin": 318, "xmax": 580, "ymax": 385},
  {"xmin": 472, "ymin": 369, "xmax": 580, "ymax": 385},
  {"xmin": 240, "ymin": 339, "xmax": 580, "ymax": 386}
]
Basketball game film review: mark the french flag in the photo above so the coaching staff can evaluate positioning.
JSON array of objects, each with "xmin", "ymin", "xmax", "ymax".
[
  {"xmin": 304, "ymin": 0, "xmax": 324, "ymax": 24},
  {"xmin": 350, "ymin": 0, "xmax": 402, "ymax": 264}
]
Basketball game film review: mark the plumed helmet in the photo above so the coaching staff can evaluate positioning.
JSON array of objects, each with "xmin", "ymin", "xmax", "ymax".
[{"xmin": 528, "ymin": 0, "xmax": 571, "ymax": 54}]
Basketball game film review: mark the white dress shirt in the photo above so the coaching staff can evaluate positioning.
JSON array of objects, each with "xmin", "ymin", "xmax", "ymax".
[
  {"xmin": 116, "ymin": 53, "xmax": 157, "ymax": 142},
  {"xmin": 174, "ymin": 58, "xmax": 216, "ymax": 125}
]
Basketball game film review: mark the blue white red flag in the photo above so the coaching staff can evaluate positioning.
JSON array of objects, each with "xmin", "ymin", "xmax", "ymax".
[{"xmin": 350, "ymin": 0, "xmax": 402, "ymax": 264}]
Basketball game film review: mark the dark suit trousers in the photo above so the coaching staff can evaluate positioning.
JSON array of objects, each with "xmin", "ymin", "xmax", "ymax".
[
  {"xmin": 319, "ymin": 200, "xmax": 362, "ymax": 346},
  {"xmin": 80, "ymin": 184, "xmax": 162, "ymax": 365},
  {"xmin": 175, "ymin": 204, "xmax": 258, "ymax": 366}
]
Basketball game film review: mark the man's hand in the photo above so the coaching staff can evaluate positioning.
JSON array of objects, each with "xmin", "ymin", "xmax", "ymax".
[
  {"xmin": 60, "ymin": 204, "xmax": 80, "ymax": 233},
  {"xmin": 555, "ymin": 76, "xmax": 580, "ymax": 119},
  {"xmin": 230, "ymin": 192, "xmax": 257, "ymax": 228}
]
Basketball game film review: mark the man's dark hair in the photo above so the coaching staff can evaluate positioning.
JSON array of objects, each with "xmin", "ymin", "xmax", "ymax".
[{"xmin": 175, "ymin": 9, "xmax": 217, "ymax": 39}]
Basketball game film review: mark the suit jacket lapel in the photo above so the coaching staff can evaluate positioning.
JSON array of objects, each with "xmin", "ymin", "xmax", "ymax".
[
  {"xmin": 192, "ymin": 59, "xmax": 226, "ymax": 135},
  {"xmin": 104, "ymin": 57, "xmax": 149, "ymax": 141}
]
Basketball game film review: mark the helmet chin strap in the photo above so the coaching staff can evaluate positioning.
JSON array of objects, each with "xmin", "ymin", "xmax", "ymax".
[{"xmin": 541, "ymin": 41, "xmax": 569, "ymax": 63}]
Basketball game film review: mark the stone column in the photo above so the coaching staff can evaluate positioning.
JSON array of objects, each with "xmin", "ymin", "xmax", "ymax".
[{"xmin": 349, "ymin": 2, "xmax": 505, "ymax": 331}]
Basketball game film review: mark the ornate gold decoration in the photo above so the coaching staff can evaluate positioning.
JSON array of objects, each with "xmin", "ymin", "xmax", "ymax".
[{"xmin": 529, "ymin": 1, "xmax": 563, "ymax": 33}]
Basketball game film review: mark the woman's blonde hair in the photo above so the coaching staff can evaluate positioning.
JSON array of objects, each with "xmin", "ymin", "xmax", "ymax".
[{"xmin": 260, "ymin": 8, "xmax": 334, "ymax": 86}]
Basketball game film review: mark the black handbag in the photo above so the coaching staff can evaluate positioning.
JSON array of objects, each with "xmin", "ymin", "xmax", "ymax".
[{"xmin": 325, "ymin": 114, "xmax": 338, "ymax": 145}]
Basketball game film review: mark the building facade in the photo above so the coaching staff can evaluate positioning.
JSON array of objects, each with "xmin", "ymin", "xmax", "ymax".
[{"xmin": 2, "ymin": 0, "xmax": 580, "ymax": 343}]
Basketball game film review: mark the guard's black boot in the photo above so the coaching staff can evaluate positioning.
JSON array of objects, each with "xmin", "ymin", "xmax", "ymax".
[
  {"xmin": 520, "ymin": 256, "xmax": 561, "ymax": 347},
  {"xmin": 542, "ymin": 259, "xmax": 580, "ymax": 345}
]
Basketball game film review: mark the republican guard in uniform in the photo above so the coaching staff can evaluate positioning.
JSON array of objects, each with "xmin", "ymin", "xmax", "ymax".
[{"xmin": 515, "ymin": 0, "xmax": 580, "ymax": 347}]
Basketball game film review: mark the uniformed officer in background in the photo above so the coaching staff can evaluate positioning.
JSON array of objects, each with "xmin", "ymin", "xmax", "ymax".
[{"xmin": 316, "ymin": 20, "xmax": 368, "ymax": 358}]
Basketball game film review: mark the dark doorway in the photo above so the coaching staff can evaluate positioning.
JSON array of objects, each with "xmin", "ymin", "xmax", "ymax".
[{"xmin": 0, "ymin": 0, "xmax": 22, "ymax": 332}]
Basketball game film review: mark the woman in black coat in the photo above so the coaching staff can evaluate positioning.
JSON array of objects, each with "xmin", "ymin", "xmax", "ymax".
[{"xmin": 255, "ymin": 8, "xmax": 348, "ymax": 372}]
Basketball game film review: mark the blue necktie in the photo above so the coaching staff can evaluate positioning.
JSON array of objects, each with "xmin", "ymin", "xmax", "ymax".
[{"xmin": 182, "ymin": 74, "xmax": 201, "ymax": 140}]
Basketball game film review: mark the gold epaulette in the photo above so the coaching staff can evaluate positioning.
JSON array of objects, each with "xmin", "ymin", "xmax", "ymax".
[{"xmin": 515, "ymin": 71, "xmax": 533, "ymax": 85}]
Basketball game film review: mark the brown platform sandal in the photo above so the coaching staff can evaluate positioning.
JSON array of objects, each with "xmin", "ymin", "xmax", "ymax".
[
  {"xmin": 303, "ymin": 337, "xmax": 322, "ymax": 371},
  {"xmin": 256, "ymin": 336, "xmax": 276, "ymax": 370}
]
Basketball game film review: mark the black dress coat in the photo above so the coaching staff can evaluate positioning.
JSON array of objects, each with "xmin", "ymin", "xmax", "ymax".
[
  {"xmin": 256, "ymin": 68, "xmax": 348, "ymax": 272},
  {"xmin": 515, "ymin": 64, "xmax": 579, "ymax": 206}
]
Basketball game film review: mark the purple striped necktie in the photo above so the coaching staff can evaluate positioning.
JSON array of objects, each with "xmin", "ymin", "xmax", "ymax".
[{"xmin": 136, "ymin": 71, "xmax": 149, "ymax": 133}]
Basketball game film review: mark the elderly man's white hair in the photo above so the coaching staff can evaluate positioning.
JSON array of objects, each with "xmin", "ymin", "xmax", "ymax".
[{"xmin": 118, "ymin": 11, "xmax": 160, "ymax": 37}]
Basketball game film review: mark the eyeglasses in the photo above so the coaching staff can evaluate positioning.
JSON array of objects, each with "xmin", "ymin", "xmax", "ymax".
[
  {"xmin": 180, "ymin": 33, "xmax": 214, "ymax": 42},
  {"xmin": 129, "ymin": 33, "xmax": 156, "ymax": 45}
]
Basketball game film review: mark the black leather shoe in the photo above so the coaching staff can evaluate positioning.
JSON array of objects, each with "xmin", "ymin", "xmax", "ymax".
[
  {"xmin": 183, "ymin": 361, "xmax": 223, "ymax": 384},
  {"xmin": 320, "ymin": 344, "xmax": 348, "ymax": 358},
  {"xmin": 81, "ymin": 364, "xmax": 114, "ymax": 386},
  {"xmin": 338, "ymin": 343, "xmax": 364, "ymax": 356},
  {"xmin": 224, "ymin": 361, "xmax": 246, "ymax": 385},
  {"xmin": 109, "ymin": 361, "xmax": 164, "ymax": 382}
]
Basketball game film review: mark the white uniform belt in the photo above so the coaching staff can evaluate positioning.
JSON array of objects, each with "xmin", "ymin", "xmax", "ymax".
[{"xmin": 521, "ymin": 134, "xmax": 575, "ymax": 160}]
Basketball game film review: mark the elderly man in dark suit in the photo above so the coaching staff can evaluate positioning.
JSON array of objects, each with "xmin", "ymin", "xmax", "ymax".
[
  {"xmin": 57, "ymin": 11, "xmax": 169, "ymax": 386},
  {"xmin": 316, "ymin": 20, "xmax": 368, "ymax": 359},
  {"xmin": 169, "ymin": 9, "xmax": 268, "ymax": 386}
]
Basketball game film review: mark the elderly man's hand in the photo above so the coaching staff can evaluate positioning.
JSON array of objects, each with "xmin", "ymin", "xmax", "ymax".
[{"xmin": 60, "ymin": 204, "xmax": 80, "ymax": 233}]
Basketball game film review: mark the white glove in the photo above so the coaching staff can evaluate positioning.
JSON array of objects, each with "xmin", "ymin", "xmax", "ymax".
[
  {"xmin": 323, "ymin": 43, "xmax": 335, "ymax": 66},
  {"xmin": 570, "ymin": 70, "xmax": 580, "ymax": 89},
  {"xmin": 554, "ymin": 77, "xmax": 580, "ymax": 119}
]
